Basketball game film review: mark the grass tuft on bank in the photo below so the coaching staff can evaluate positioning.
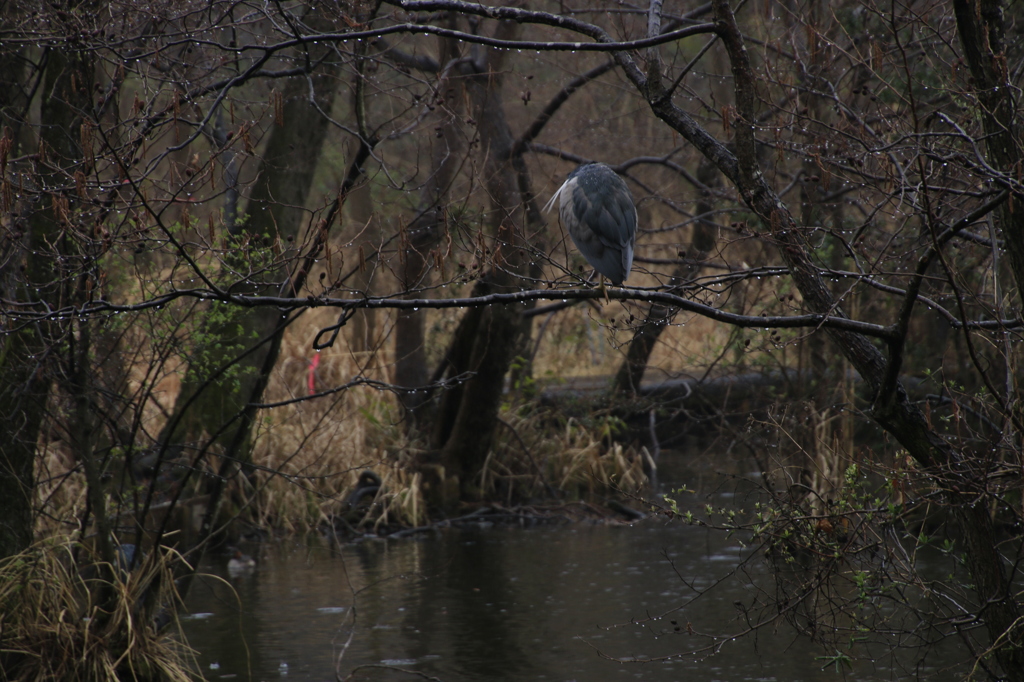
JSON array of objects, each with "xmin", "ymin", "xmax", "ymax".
[{"xmin": 0, "ymin": 539, "xmax": 197, "ymax": 682}]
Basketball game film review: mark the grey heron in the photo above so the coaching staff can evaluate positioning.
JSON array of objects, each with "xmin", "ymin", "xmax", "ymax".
[{"xmin": 544, "ymin": 162, "xmax": 638, "ymax": 287}]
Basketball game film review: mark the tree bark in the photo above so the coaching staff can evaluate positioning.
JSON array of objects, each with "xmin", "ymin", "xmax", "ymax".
[
  {"xmin": 344, "ymin": 178, "xmax": 378, "ymax": 355},
  {"xmin": 0, "ymin": 46, "xmax": 94, "ymax": 558},
  {"xmin": 395, "ymin": 32, "xmax": 465, "ymax": 421},
  {"xmin": 163, "ymin": 54, "xmax": 342, "ymax": 453},
  {"xmin": 437, "ymin": 25, "xmax": 532, "ymax": 496},
  {"xmin": 953, "ymin": 0, "xmax": 1024, "ymax": 306},
  {"xmin": 946, "ymin": 2, "xmax": 1024, "ymax": 672}
]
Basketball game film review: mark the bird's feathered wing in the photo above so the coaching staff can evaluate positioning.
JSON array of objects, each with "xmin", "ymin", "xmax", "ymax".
[{"xmin": 546, "ymin": 164, "xmax": 636, "ymax": 285}]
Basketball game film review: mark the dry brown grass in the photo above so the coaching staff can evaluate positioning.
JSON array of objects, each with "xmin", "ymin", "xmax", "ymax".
[
  {"xmin": 244, "ymin": 299, "xmax": 669, "ymax": 529},
  {"xmin": 246, "ymin": 309, "xmax": 422, "ymax": 530},
  {"xmin": 0, "ymin": 539, "xmax": 197, "ymax": 682},
  {"xmin": 490, "ymin": 405, "xmax": 649, "ymax": 502}
]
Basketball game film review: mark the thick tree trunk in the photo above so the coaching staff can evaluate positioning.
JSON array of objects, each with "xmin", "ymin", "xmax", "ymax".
[
  {"xmin": 431, "ymin": 279, "xmax": 491, "ymax": 452},
  {"xmin": 947, "ymin": 2, "xmax": 1024, "ymax": 673},
  {"xmin": 613, "ymin": 156, "xmax": 720, "ymax": 396},
  {"xmin": 0, "ymin": 47, "xmax": 94, "ymax": 558},
  {"xmin": 344, "ymin": 178, "xmax": 378, "ymax": 355},
  {"xmin": 0, "ymin": 321, "xmax": 43, "ymax": 558},
  {"xmin": 611, "ymin": 274, "xmax": 680, "ymax": 396},
  {"xmin": 163, "ymin": 60, "xmax": 342, "ymax": 454},
  {"xmin": 395, "ymin": 34, "xmax": 465, "ymax": 422},
  {"xmin": 437, "ymin": 26, "xmax": 532, "ymax": 496},
  {"xmin": 953, "ymin": 0, "xmax": 1024, "ymax": 307},
  {"xmin": 0, "ymin": 317, "xmax": 44, "ymax": 558},
  {"xmin": 0, "ymin": 39, "xmax": 31, "ymax": 152}
]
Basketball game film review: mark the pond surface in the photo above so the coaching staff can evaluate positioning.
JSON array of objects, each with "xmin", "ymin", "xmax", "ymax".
[
  {"xmin": 179, "ymin": 434, "xmax": 960, "ymax": 681},
  {"xmin": 181, "ymin": 511, "xmax": 960, "ymax": 681}
]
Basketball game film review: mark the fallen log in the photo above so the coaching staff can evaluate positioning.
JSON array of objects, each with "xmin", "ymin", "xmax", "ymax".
[{"xmin": 539, "ymin": 368, "xmax": 826, "ymax": 450}]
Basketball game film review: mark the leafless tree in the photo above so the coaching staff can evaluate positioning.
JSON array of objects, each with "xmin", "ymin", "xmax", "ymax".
[{"xmin": 1, "ymin": 0, "xmax": 1022, "ymax": 676}]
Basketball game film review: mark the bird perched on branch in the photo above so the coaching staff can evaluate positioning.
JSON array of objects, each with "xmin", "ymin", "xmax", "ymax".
[{"xmin": 544, "ymin": 162, "xmax": 638, "ymax": 288}]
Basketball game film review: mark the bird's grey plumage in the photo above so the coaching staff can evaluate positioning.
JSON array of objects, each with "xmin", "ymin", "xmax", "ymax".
[{"xmin": 543, "ymin": 162, "xmax": 637, "ymax": 285}]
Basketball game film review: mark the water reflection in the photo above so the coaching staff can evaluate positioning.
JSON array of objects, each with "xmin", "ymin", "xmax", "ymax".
[{"xmin": 182, "ymin": 517, "xmax": 946, "ymax": 682}]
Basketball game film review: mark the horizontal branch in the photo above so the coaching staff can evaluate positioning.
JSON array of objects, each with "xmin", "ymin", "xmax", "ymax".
[
  {"xmin": 5, "ymin": 281, "xmax": 1019, "ymax": 340},
  {"xmin": 149, "ymin": 14, "xmax": 714, "ymax": 60},
  {"xmin": 0, "ymin": 287, "xmax": 899, "ymax": 338},
  {"xmin": 292, "ymin": 20, "xmax": 717, "ymax": 53}
]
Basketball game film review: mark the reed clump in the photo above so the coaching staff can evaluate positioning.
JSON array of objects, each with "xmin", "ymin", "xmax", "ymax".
[
  {"xmin": 0, "ymin": 539, "xmax": 196, "ymax": 682},
  {"xmin": 488, "ymin": 405, "xmax": 648, "ymax": 502}
]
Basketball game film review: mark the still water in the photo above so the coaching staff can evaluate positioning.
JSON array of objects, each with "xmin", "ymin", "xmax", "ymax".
[{"xmin": 181, "ymin": 514, "xmax": 957, "ymax": 681}]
